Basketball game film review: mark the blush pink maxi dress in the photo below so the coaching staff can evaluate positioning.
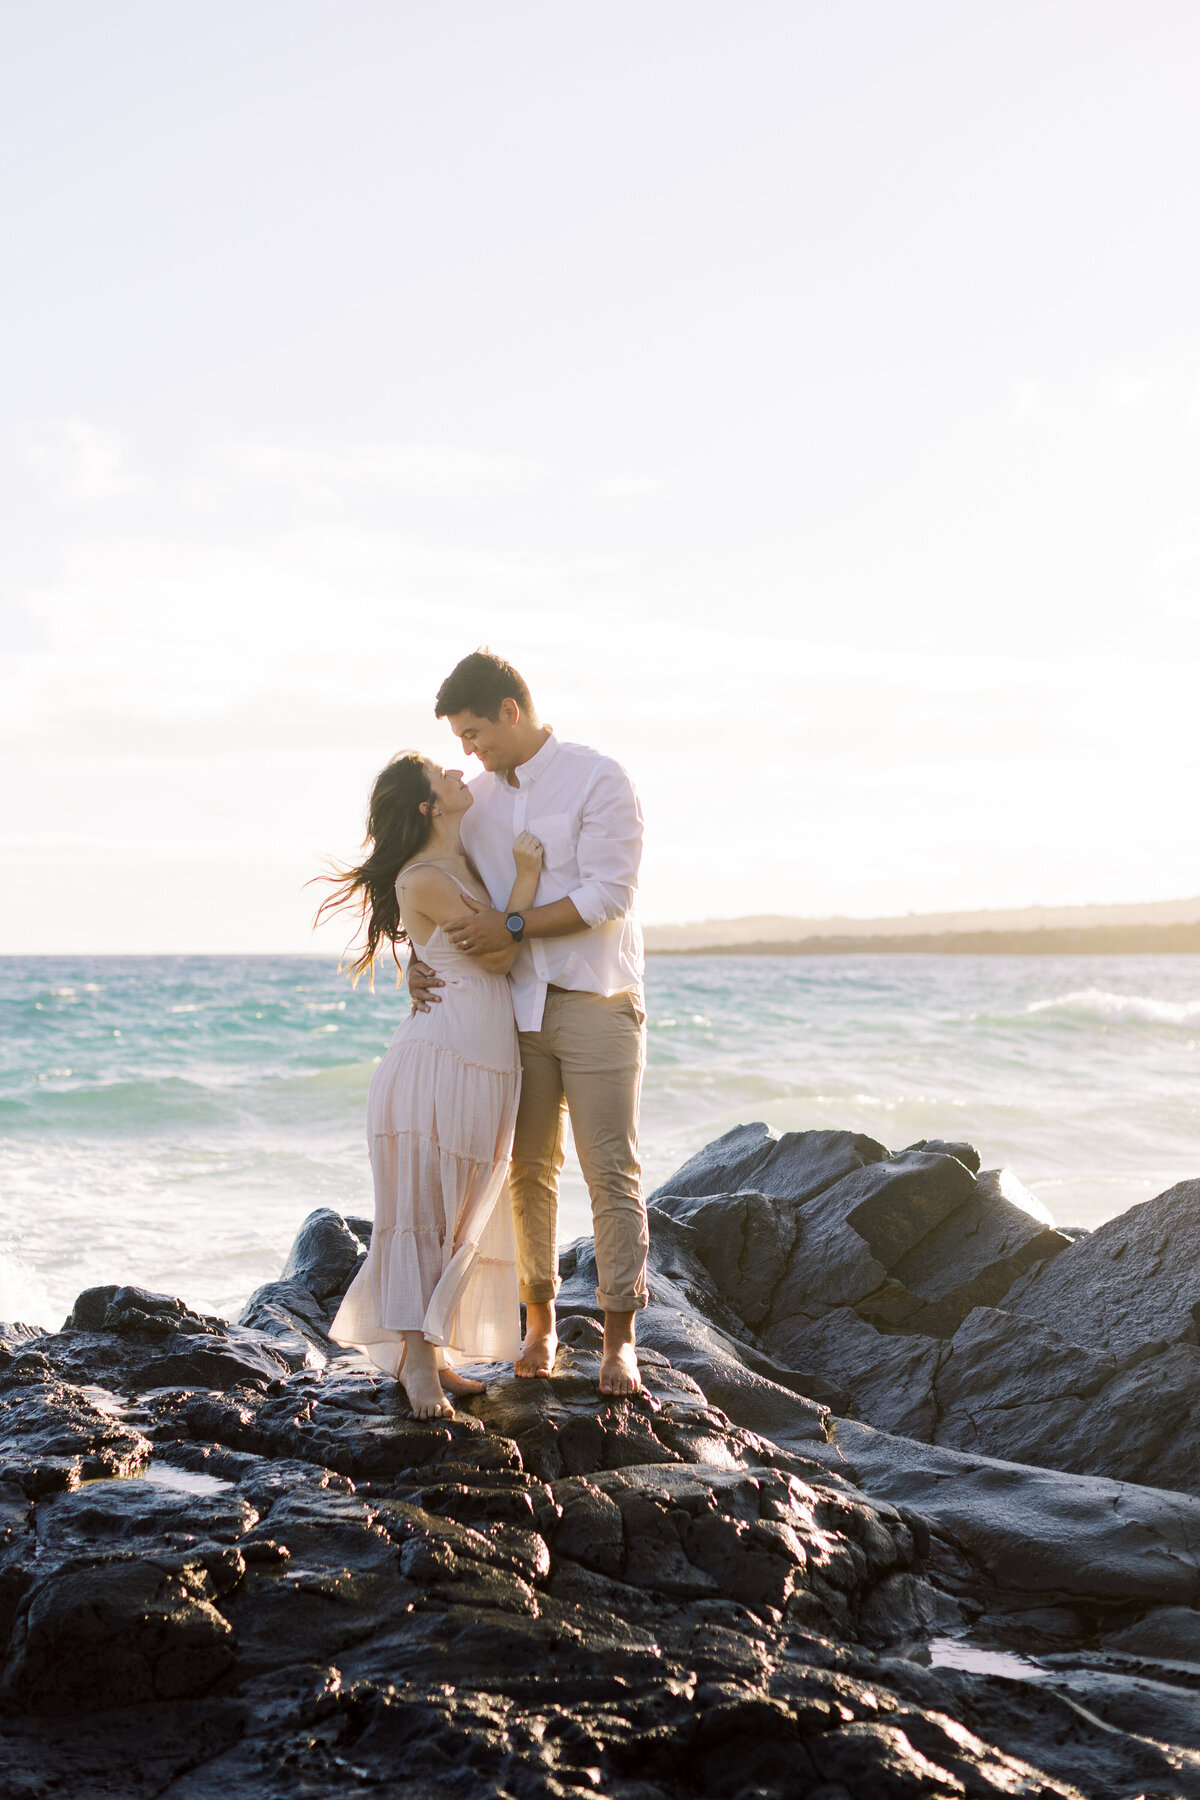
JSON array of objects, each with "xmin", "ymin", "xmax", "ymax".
[{"xmin": 331, "ymin": 869, "xmax": 522, "ymax": 1376}]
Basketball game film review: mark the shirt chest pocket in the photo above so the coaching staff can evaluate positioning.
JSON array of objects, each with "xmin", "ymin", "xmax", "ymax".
[{"xmin": 528, "ymin": 811, "xmax": 576, "ymax": 872}]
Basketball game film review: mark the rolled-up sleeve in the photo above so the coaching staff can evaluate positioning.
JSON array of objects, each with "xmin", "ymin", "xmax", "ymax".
[{"xmin": 568, "ymin": 761, "xmax": 643, "ymax": 928}]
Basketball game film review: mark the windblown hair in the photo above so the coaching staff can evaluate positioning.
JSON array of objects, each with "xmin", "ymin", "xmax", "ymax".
[
  {"xmin": 435, "ymin": 649, "xmax": 535, "ymax": 723},
  {"xmin": 312, "ymin": 752, "xmax": 435, "ymax": 984}
]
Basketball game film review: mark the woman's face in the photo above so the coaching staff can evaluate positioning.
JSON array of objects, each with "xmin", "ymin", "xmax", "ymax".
[{"xmin": 424, "ymin": 761, "xmax": 472, "ymax": 817}]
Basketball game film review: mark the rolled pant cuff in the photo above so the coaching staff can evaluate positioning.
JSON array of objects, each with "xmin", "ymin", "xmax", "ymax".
[
  {"xmin": 520, "ymin": 1280, "xmax": 560, "ymax": 1306},
  {"xmin": 595, "ymin": 1288, "xmax": 648, "ymax": 1314}
]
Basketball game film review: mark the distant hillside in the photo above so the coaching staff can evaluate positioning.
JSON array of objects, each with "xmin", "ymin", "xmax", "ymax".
[
  {"xmin": 651, "ymin": 922, "xmax": 1200, "ymax": 957},
  {"xmin": 645, "ymin": 896, "xmax": 1200, "ymax": 956}
]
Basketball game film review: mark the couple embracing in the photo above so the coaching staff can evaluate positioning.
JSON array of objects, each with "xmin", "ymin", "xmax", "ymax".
[{"xmin": 317, "ymin": 651, "xmax": 650, "ymax": 1419}]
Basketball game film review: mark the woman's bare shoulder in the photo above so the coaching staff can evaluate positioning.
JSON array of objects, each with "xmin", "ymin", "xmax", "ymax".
[
  {"xmin": 395, "ymin": 861, "xmax": 482, "ymax": 924},
  {"xmin": 395, "ymin": 862, "xmax": 458, "ymax": 898}
]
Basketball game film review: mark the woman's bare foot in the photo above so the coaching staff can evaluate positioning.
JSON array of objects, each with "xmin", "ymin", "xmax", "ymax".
[
  {"xmin": 599, "ymin": 1312, "xmax": 642, "ymax": 1397},
  {"xmin": 400, "ymin": 1332, "xmax": 454, "ymax": 1419},
  {"xmin": 440, "ymin": 1367, "xmax": 486, "ymax": 1397},
  {"xmin": 515, "ymin": 1301, "xmax": 558, "ymax": 1378}
]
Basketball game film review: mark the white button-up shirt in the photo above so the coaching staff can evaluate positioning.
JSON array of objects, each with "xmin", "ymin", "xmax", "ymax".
[{"xmin": 460, "ymin": 732, "xmax": 644, "ymax": 1031}]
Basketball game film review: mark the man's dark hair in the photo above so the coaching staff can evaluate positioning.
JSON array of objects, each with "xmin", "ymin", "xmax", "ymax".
[{"xmin": 435, "ymin": 650, "xmax": 535, "ymax": 722}]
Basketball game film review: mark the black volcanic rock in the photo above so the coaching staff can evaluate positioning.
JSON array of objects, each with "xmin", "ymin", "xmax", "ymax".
[
  {"xmin": 4, "ymin": 1555, "xmax": 237, "ymax": 1714},
  {"xmin": 766, "ymin": 1305, "xmax": 947, "ymax": 1440},
  {"xmin": 903, "ymin": 1137, "xmax": 983, "ymax": 1173},
  {"xmin": 655, "ymin": 1129, "xmax": 1067, "ymax": 1347},
  {"xmin": 61, "ymin": 1284, "xmax": 120, "ymax": 1331},
  {"xmin": 640, "ymin": 1124, "xmax": 1200, "ymax": 1520},
  {"xmin": 653, "ymin": 1188, "xmax": 798, "ymax": 1328},
  {"xmin": 651, "ymin": 1122, "xmax": 888, "ymax": 1207},
  {"xmin": 9, "ymin": 1149, "xmax": 1200, "ymax": 1796},
  {"xmin": 837, "ymin": 1420, "xmax": 1200, "ymax": 1611},
  {"xmin": 647, "ymin": 1120, "xmax": 779, "ymax": 1198},
  {"xmin": 281, "ymin": 1208, "xmax": 368, "ymax": 1302},
  {"xmin": 769, "ymin": 1297, "xmax": 1200, "ymax": 1497},
  {"xmin": 746, "ymin": 1145, "xmax": 1068, "ymax": 1342},
  {"xmin": 1103, "ymin": 1603, "xmax": 1200, "ymax": 1662},
  {"xmin": 237, "ymin": 1209, "xmax": 373, "ymax": 1366},
  {"xmin": 238, "ymin": 1277, "xmax": 341, "ymax": 1366},
  {"xmin": 0, "ymin": 1368, "xmax": 151, "ymax": 1498},
  {"xmin": 1004, "ymin": 1175, "xmax": 1200, "ymax": 1355},
  {"xmin": 31, "ymin": 1318, "xmax": 296, "ymax": 1394},
  {"xmin": 556, "ymin": 1207, "xmax": 851, "ymax": 1439}
]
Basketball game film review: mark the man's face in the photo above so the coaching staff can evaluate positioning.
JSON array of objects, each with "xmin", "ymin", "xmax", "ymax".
[{"xmin": 446, "ymin": 704, "xmax": 520, "ymax": 773}]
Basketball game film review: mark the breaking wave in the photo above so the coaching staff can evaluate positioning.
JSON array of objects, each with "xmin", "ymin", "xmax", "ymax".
[{"xmin": 1024, "ymin": 988, "xmax": 1200, "ymax": 1028}]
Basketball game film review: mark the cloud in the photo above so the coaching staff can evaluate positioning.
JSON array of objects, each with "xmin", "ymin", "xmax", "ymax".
[
  {"xmin": 1014, "ymin": 370, "xmax": 1160, "ymax": 426},
  {"xmin": 1093, "ymin": 371, "xmax": 1155, "ymax": 417},
  {"xmin": 22, "ymin": 419, "xmax": 153, "ymax": 502},
  {"xmin": 7, "ymin": 415, "xmax": 1200, "ymax": 945},
  {"xmin": 592, "ymin": 474, "xmax": 666, "ymax": 500},
  {"xmin": 1012, "ymin": 379, "xmax": 1058, "ymax": 424},
  {"xmin": 182, "ymin": 439, "xmax": 549, "ymax": 514}
]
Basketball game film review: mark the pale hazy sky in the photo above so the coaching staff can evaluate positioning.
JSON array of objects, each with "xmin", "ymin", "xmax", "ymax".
[{"xmin": 4, "ymin": 2, "xmax": 1200, "ymax": 952}]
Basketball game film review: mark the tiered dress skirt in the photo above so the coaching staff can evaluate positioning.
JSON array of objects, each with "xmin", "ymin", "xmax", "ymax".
[{"xmin": 330, "ymin": 933, "xmax": 522, "ymax": 1375}]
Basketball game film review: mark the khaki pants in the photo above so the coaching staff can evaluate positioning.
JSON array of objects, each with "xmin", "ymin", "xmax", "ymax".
[{"xmin": 510, "ymin": 986, "xmax": 649, "ymax": 1314}]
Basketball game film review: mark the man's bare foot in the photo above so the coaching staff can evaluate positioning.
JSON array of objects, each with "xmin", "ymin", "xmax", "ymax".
[
  {"xmin": 515, "ymin": 1301, "xmax": 557, "ymax": 1378},
  {"xmin": 440, "ymin": 1367, "xmax": 486, "ymax": 1397},
  {"xmin": 599, "ymin": 1311, "xmax": 642, "ymax": 1397},
  {"xmin": 400, "ymin": 1332, "xmax": 454, "ymax": 1420}
]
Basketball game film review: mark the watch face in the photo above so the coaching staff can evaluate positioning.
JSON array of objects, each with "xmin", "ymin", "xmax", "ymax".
[{"xmin": 506, "ymin": 915, "xmax": 523, "ymax": 932}]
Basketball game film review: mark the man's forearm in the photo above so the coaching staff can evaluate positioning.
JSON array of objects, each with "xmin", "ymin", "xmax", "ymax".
[
  {"xmin": 522, "ymin": 897, "xmax": 587, "ymax": 940},
  {"xmin": 444, "ymin": 895, "xmax": 590, "ymax": 958}
]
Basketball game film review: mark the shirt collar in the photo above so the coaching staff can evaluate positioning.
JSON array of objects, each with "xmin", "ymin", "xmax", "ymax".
[{"xmin": 510, "ymin": 729, "xmax": 558, "ymax": 790}]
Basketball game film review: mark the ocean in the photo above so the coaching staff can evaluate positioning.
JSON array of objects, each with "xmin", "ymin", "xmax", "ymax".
[{"xmin": 2, "ymin": 952, "xmax": 1199, "ymax": 1330}]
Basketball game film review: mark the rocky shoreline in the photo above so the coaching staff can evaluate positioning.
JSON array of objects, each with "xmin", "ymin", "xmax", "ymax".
[{"xmin": 4, "ymin": 1127, "xmax": 1200, "ymax": 1797}]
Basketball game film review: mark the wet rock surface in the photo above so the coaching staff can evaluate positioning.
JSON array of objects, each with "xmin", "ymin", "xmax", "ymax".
[
  {"xmin": 3, "ymin": 1124, "xmax": 1200, "ymax": 1796},
  {"xmin": 649, "ymin": 1124, "xmax": 1200, "ymax": 1501},
  {"xmin": 1005, "ymin": 1174, "xmax": 1200, "ymax": 1354}
]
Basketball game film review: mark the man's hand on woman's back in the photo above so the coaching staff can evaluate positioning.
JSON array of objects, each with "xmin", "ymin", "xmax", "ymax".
[{"xmin": 407, "ymin": 956, "xmax": 444, "ymax": 1012}]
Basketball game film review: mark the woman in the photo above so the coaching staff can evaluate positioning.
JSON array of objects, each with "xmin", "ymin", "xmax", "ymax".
[{"xmin": 314, "ymin": 751, "xmax": 543, "ymax": 1420}]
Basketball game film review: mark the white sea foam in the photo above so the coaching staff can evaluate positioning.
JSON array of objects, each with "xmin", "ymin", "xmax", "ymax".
[
  {"xmin": 0, "ymin": 1253, "xmax": 57, "ymax": 1331},
  {"xmin": 1026, "ymin": 988, "xmax": 1200, "ymax": 1026}
]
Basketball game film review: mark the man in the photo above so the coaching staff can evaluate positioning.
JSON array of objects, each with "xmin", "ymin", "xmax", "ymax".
[{"xmin": 407, "ymin": 650, "xmax": 648, "ymax": 1397}]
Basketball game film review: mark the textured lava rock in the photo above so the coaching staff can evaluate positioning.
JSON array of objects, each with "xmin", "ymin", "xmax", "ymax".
[
  {"xmin": 7, "ymin": 1138, "xmax": 1200, "ymax": 1798},
  {"xmin": 557, "ymin": 1214, "xmax": 849, "ymax": 1439},
  {"xmin": 4, "ymin": 1556, "xmax": 236, "ymax": 1714},
  {"xmin": 238, "ymin": 1277, "xmax": 342, "ymax": 1367},
  {"xmin": 650, "ymin": 1122, "xmax": 888, "ymax": 1208},
  {"xmin": 653, "ymin": 1187, "xmax": 799, "ymax": 1328},
  {"xmin": 837, "ymin": 1420, "xmax": 1200, "ymax": 1610},
  {"xmin": 0, "ymin": 1368, "xmax": 151, "ymax": 1497},
  {"xmin": 652, "ymin": 1127, "xmax": 1069, "ymax": 1347},
  {"xmin": 1102, "ymin": 1603, "xmax": 1200, "ymax": 1662},
  {"xmin": 758, "ymin": 1147, "xmax": 1068, "ymax": 1340},
  {"xmin": 1005, "ymin": 1175, "xmax": 1200, "ymax": 1354},
  {"xmin": 772, "ymin": 1299, "xmax": 1200, "ymax": 1496},
  {"xmin": 281, "ymin": 1209, "xmax": 368, "ymax": 1302}
]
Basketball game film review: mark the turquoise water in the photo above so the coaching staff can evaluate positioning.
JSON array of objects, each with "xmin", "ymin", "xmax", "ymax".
[{"xmin": 3, "ymin": 953, "xmax": 1200, "ymax": 1326}]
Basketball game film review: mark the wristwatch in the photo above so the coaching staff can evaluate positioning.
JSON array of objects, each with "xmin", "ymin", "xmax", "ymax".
[{"xmin": 505, "ymin": 913, "xmax": 525, "ymax": 943}]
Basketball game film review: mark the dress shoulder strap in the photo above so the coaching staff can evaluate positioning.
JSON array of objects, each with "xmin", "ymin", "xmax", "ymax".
[{"xmin": 398, "ymin": 861, "xmax": 479, "ymax": 899}]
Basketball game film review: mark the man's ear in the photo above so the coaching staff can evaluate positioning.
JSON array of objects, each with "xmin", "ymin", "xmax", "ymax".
[{"xmin": 500, "ymin": 697, "xmax": 519, "ymax": 727}]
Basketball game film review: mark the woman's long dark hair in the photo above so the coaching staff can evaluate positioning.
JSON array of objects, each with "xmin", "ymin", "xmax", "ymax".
[{"xmin": 313, "ymin": 752, "xmax": 436, "ymax": 984}]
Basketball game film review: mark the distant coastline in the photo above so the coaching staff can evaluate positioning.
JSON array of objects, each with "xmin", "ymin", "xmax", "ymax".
[
  {"xmin": 649, "ymin": 921, "xmax": 1200, "ymax": 956},
  {"xmin": 644, "ymin": 894, "xmax": 1200, "ymax": 957}
]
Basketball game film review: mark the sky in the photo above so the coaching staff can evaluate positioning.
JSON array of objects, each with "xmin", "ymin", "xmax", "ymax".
[{"xmin": 3, "ymin": 1, "xmax": 1200, "ymax": 953}]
